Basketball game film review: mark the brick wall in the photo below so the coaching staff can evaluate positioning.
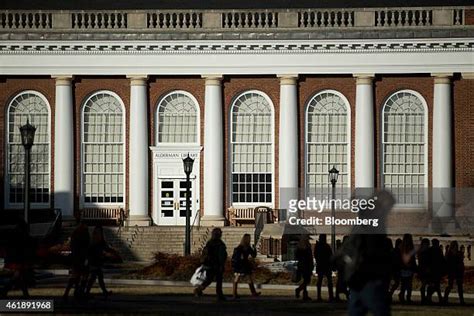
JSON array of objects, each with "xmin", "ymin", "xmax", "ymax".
[
  {"xmin": 0, "ymin": 77, "xmax": 55, "ymax": 209},
  {"xmin": 148, "ymin": 76, "xmax": 205, "ymax": 217},
  {"xmin": 374, "ymin": 75, "xmax": 434, "ymax": 188},
  {"xmin": 0, "ymin": 75, "xmax": 473, "ymax": 222},
  {"xmin": 298, "ymin": 76, "xmax": 357, "ymax": 189},
  {"xmin": 454, "ymin": 76, "xmax": 474, "ymax": 187},
  {"xmin": 222, "ymin": 76, "xmax": 280, "ymax": 209},
  {"xmin": 73, "ymin": 77, "xmax": 130, "ymax": 215}
]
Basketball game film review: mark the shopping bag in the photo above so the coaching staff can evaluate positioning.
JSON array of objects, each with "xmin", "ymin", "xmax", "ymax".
[{"xmin": 190, "ymin": 265, "xmax": 207, "ymax": 286}]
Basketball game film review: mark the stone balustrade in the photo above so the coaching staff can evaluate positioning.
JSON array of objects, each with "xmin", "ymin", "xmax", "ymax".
[{"xmin": 0, "ymin": 6, "xmax": 471, "ymax": 31}]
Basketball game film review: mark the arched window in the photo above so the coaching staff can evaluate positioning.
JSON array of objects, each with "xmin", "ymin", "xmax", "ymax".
[
  {"xmin": 156, "ymin": 91, "xmax": 199, "ymax": 144},
  {"xmin": 82, "ymin": 91, "xmax": 125, "ymax": 204},
  {"xmin": 230, "ymin": 91, "xmax": 274, "ymax": 204},
  {"xmin": 6, "ymin": 91, "xmax": 50, "ymax": 206},
  {"xmin": 382, "ymin": 90, "xmax": 427, "ymax": 205},
  {"xmin": 305, "ymin": 90, "xmax": 350, "ymax": 194}
]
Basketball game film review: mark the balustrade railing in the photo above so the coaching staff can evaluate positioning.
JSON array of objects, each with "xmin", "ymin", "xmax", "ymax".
[
  {"xmin": 148, "ymin": 11, "xmax": 202, "ymax": 29},
  {"xmin": 298, "ymin": 10, "xmax": 354, "ymax": 28},
  {"xmin": 222, "ymin": 11, "xmax": 278, "ymax": 28},
  {"xmin": 0, "ymin": 7, "xmax": 470, "ymax": 30},
  {"xmin": 375, "ymin": 9, "xmax": 432, "ymax": 27},
  {"xmin": 72, "ymin": 11, "xmax": 127, "ymax": 29}
]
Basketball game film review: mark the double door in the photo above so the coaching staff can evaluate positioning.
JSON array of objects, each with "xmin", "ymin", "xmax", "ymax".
[{"xmin": 158, "ymin": 178, "xmax": 195, "ymax": 226}]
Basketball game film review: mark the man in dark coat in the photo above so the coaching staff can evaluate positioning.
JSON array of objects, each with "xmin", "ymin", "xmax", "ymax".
[
  {"xmin": 194, "ymin": 228, "xmax": 228, "ymax": 301},
  {"xmin": 314, "ymin": 234, "xmax": 334, "ymax": 301}
]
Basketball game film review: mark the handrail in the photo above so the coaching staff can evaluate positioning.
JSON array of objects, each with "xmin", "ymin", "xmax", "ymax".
[{"xmin": 44, "ymin": 208, "xmax": 62, "ymax": 238}]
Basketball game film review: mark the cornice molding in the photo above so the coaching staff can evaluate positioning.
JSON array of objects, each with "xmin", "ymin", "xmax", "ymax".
[{"xmin": 0, "ymin": 40, "xmax": 472, "ymax": 55}]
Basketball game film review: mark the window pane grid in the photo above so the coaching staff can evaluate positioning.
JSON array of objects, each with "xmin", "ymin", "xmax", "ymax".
[
  {"xmin": 82, "ymin": 93, "xmax": 124, "ymax": 204},
  {"xmin": 157, "ymin": 92, "xmax": 198, "ymax": 143},
  {"xmin": 231, "ymin": 92, "xmax": 273, "ymax": 204},
  {"xmin": 382, "ymin": 91, "xmax": 426, "ymax": 204},
  {"xmin": 7, "ymin": 92, "xmax": 50, "ymax": 204},
  {"xmin": 306, "ymin": 92, "xmax": 349, "ymax": 200}
]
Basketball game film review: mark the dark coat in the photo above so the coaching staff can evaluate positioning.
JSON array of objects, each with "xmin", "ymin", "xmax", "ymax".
[
  {"xmin": 446, "ymin": 252, "xmax": 464, "ymax": 279},
  {"xmin": 296, "ymin": 246, "xmax": 314, "ymax": 277},
  {"xmin": 201, "ymin": 239, "xmax": 228, "ymax": 272},
  {"xmin": 314, "ymin": 242, "xmax": 333, "ymax": 274},
  {"xmin": 232, "ymin": 245, "xmax": 256, "ymax": 274}
]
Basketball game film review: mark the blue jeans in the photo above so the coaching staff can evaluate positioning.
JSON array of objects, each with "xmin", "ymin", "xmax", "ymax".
[{"xmin": 349, "ymin": 280, "xmax": 390, "ymax": 316}]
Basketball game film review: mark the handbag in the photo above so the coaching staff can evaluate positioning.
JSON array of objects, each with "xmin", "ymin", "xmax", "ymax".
[{"xmin": 190, "ymin": 265, "xmax": 208, "ymax": 286}]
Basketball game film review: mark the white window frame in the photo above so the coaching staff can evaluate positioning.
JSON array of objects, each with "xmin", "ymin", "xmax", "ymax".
[
  {"xmin": 304, "ymin": 89, "xmax": 351, "ymax": 200},
  {"xmin": 4, "ymin": 90, "xmax": 51, "ymax": 209},
  {"xmin": 229, "ymin": 90, "xmax": 275, "ymax": 208},
  {"xmin": 80, "ymin": 90, "xmax": 126, "ymax": 208},
  {"xmin": 155, "ymin": 90, "xmax": 201, "ymax": 146},
  {"xmin": 381, "ymin": 89, "xmax": 428, "ymax": 209}
]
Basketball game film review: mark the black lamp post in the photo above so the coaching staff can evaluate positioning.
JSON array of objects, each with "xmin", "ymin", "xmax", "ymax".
[
  {"xmin": 182, "ymin": 153, "xmax": 194, "ymax": 256},
  {"xmin": 19, "ymin": 119, "xmax": 36, "ymax": 225},
  {"xmin": 329, "ymin": 165, "xmax": 339, "ymax": 253}
]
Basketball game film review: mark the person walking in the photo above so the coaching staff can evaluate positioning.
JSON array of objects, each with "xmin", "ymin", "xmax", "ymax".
[
  {"xmin": 231, "ymin": 233, "xmax": 260, "ymax": 299},
  {"xmin": 444, "ymin": 240, "xmax": 465, "ymax": 305},
  {"xmin": 85, "ymin": 226, "xmax": 119, "ymax": 298},
  {"xmin": 194, "ymin": 228, "xmax": 228, "ymax": 301},
  {"xmin": 426, "ymin": 238, "xmax": 445, "ymax": 304},
  {"xmin": 63, "ymin": 222, "xmax": 90, "ymax": 300},
  {"xmin": 388, "ymin": 238, "xmax": 402, "ymax": 300},
  {"xmin": 294, "ymin": 235, "xmax": 314, "ymax": 301},
  {"xmin": 334, "ymin": 236, "xmax": 349, "ymax": 302},
  {"xmin": 314, "ymin": 234, "xmax": 334, "ymax": 302},
  {"xmin": 417, "ymin": 238, "xmax": 431, "ymax": 304},
  {"xmin": 1, "ymin": 220, "xmax": 35, "ymax": 298},
  {"xmin": 399, "ymin": 234, "xmax": 417, "ymax": 303}
]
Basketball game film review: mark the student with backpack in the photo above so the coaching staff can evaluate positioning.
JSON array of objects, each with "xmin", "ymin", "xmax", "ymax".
[{"xmin": 231, "ymin": 233, "xmax": 260, "ymax": 299}]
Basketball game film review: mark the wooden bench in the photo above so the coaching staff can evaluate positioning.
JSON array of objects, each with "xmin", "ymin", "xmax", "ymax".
[
  {"xmin": 227, "ymin": 207, "xmax": 255, "ymax": 226},
  {"xmin": 80, "ymin": 208, "xmax": 125, "ymax": 226}
]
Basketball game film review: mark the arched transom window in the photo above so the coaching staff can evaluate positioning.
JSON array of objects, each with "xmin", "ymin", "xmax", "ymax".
[
  {"xmin": 156, "ymin": 91, "xmax": 199, "ymax": 144},
  {"xmin": 306, "ymin": 91, "xmax": 350, "ymax": 194},
  {"xmin": 382, "ymin": 90, "xmax": 427, "ymax": 204},
  {"xmin": 82, "ymin": 91, "xmax": 125, "ymax": 204},
  {"xmin": 6, "ymin": 91, "xmax": 50, "ymax": 206},
  {"xmin": 231, "ymin": 91, "xmax": 274, "ymax": 204}
]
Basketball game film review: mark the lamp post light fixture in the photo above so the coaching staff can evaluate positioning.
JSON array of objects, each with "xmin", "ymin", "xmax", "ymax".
[
  {"xmin": 329, "ymin": 165, "xmax": 339, "ymax": 253},
  {"xmin": 182, "ymin": 153, "xmax": 194, "ymax": 256},
  {"xmin": 19, "ymin": 119, "xmax": 36, "ymax": 226}
]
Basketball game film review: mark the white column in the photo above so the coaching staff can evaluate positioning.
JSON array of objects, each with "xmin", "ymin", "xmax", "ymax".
[
  {"xmin": 432, "ymin": 73, "xmax": 453, "ymax": 218},
  {"xmin": 278, "ymin": 75, "xmax": 299, "ymax": 209},
  {"xmin": 354, "ymin": 74, "xmax": 375, "ymax": 188},
  {"xmin": 53, "ymin": 76, "xmax": 74, "ymax": 220},
  {"xmin": 202, "ymin": 75, "xmax": 225, "ymax": 226},
  {"xmin": 128, "ymin": 75, "xmax": 150, "ymax": 226}
]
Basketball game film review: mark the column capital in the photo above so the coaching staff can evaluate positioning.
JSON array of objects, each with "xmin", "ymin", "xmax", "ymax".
[
  {"xmin": 432, "ymin": 73, "xmax": 452, "ymax": 84},
  {"xmin": 277, "ymin": 74, "xmax": 298, "ymax": 85},
  {"xmin": 461, "ymin": 72, "xmax": 474, "ymax": 80},
  {"xmin": 353, "ymin": 74, "xmax": 375, "ymax": 85},
  {"xmin": 52, "ymin": 75, "xmax": 74, "ymax": 85},
  {"xmin": 202, "ymin": 75, "xmax": 223, "ymax": 86},
  {"xmin": 127, "ymin": 75, "xmax": 148, "ymax": 86}
]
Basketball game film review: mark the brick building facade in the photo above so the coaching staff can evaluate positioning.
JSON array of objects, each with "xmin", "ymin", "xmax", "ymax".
[{"xmin": 0, "ymin": 2, "xmax": 473, "ymax": 237}]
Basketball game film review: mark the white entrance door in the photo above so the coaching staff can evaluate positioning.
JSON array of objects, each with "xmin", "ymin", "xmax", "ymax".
[{"xmin": 158, "ymin": 178, "xmax": 195, "ymax": 226}]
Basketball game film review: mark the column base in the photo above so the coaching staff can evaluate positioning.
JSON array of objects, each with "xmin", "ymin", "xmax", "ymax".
[
  {"xmin": 127, "ymin": 215, "xmax": 151, "ymax": 227},
  {"xmin": 201, "ymin": 215, "xmax": 226, "ymax": 227}
]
